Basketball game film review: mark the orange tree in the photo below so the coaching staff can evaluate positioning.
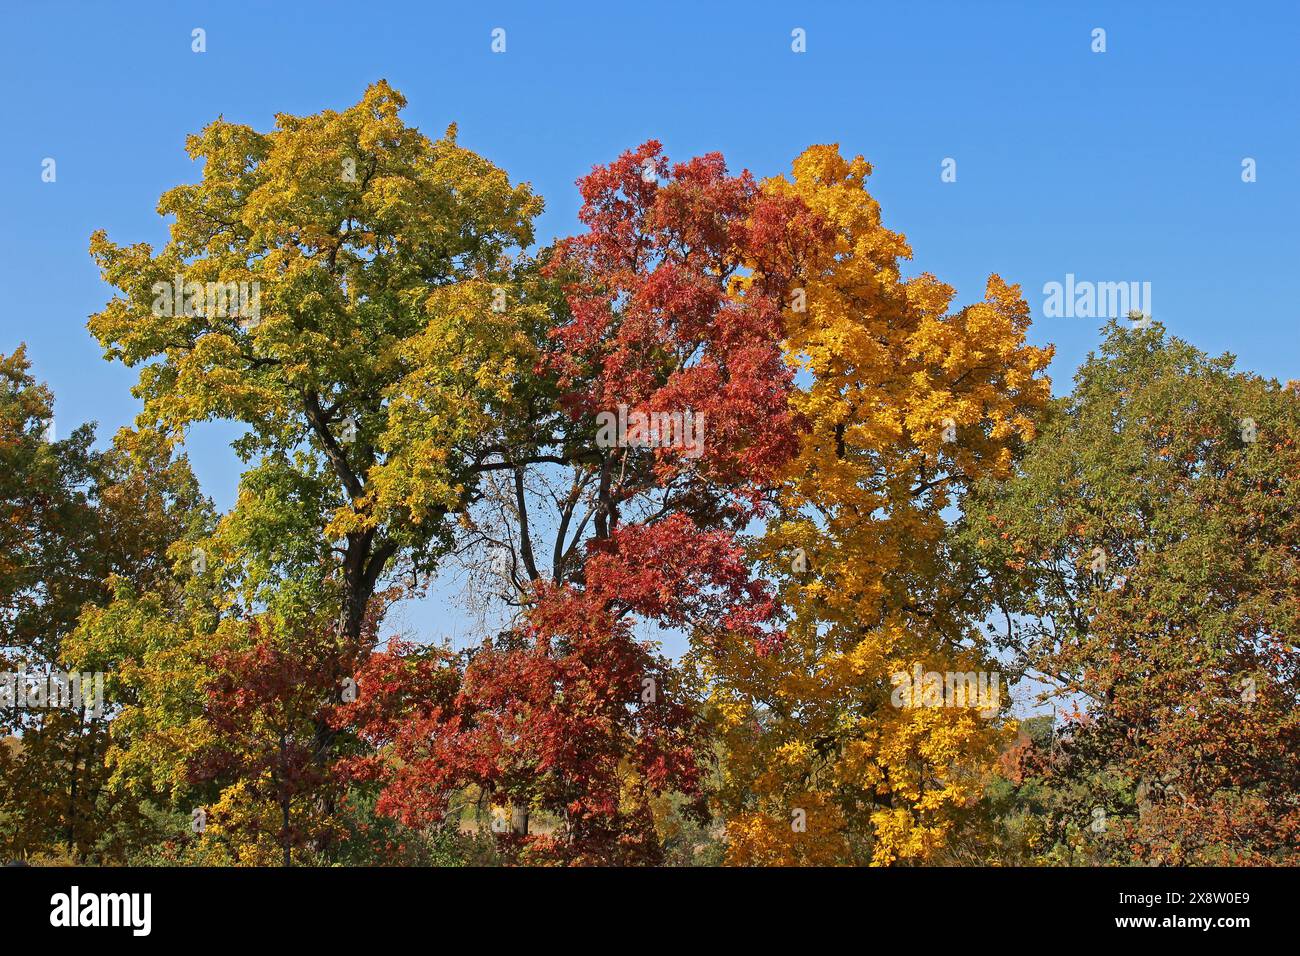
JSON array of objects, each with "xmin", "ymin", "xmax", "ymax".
[{"xmin": 695, "ymin": 145, "xmax": 1053, "ymax": 865}]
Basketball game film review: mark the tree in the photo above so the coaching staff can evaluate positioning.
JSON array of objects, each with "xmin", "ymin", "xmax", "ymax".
[
  {"xmin": 0, "ymin": 347, "xmax": 208, "ymax": 860},
  {"xmin": 343, "ymin": 141, "xmax": 811, "ymax": 863},
  {"xmin": 87, "ymin": 81, "xmax": 546, "ymax": 653},
  {"xmin": 84, "ymin": 85, "xmax": 580, "ymax": 848},
  {"xmin": 967, "ymin": 322, "xmax": 1300, "ymax": 864},
  {"xmin": 0, "ymin": 347, "xmax": 100, "ymax": 667},
  {"xmin": 186, "ymin": 614, "xmax": 369, "ymax": 866},
  {"xmin": 697, "ymin": 145, "xmax": 1054, "ymax": 865}
]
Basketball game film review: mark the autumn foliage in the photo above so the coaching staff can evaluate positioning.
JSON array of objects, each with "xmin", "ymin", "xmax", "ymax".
[
  {"xmin": 2, "ymin": 84, "xmax": 1296, "ymax": 868},
  {"xmin": 339, "ymin": 142, "xmax": 807, "ymax": 863}
]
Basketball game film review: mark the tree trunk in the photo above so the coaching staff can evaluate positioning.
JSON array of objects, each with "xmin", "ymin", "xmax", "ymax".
[{"xmin": 510, "ymin": 806, "xmax": 529, "ymax": 836}]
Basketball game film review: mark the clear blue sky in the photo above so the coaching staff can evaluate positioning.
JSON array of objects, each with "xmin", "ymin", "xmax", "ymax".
[{"xmin": 2, "ymin": 0, "xmax": 1296, "ymax": 663}]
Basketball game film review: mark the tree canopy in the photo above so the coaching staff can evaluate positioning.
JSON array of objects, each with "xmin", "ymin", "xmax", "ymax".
[{"xmin": 2, "ymin": 85, "xmax": 1294, "ymax": 868}]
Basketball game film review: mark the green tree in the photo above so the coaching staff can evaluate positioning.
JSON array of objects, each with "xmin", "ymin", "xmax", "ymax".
[
  {"xmin": 967, "ymin": 321, "xmax": 1300, "ymax": 864},
  {"xmin": 0, "ymin": 347, "xmax": 208, "ymax": 861}
]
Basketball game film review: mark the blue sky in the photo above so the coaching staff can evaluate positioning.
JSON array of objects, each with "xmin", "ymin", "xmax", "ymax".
[{"xmin": 2, "ymin": 0, "xmax": 1297, "ymax": 669}]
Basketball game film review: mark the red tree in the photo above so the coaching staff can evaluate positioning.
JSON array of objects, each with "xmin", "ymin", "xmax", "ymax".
[
  {"xmin": 188, "ymin": 621, "xmax": 363, "ymax": 865},
  {"xmin": 341, "ymin": 142, "xmax": 814, "ymax": 863}
]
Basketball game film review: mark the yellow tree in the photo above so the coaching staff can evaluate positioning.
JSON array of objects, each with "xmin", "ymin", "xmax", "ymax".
[
  {"xmin": 82, "ymin": 82, "xmax": 554, "ymax": 859},
  {"xmin": 696, "ymin": 145, "xmax": 1053, "ymax": 865},
  {"xmin": 87, "ymin": 81, "xmax": 546, "ymax": 648}
]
